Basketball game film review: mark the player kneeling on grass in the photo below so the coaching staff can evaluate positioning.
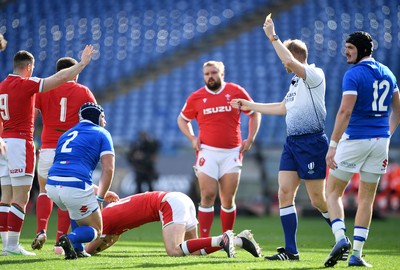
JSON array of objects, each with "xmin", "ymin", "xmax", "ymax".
[
  {"xmin": 46, "ymin": 103, "xmax": 115, "ymax": 260},
  {"xmin": 85, "ymin": 191, "xmax": 263, "ymax": 258}
]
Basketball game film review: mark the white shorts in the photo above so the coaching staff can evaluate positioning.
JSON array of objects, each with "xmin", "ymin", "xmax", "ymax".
[
  {"xmin": 160, "ymin": 192, "xmax": 198, "ymax": 231},
  {"xmin": 46, "ymin": 183, "xmax": 98, "ymax": 220},
  {"xmin": 335, "ymin": 138, "xmax": 389, "ymax": 174},
  {"xmin": 194, "ymin": 145, "xmax": 242, "ymax": 180},
  {"xmin": 37, "ymin": 148, "xmax": 56, "ymax": 178},
  {"xmin": 2, "ymin": 138, "xmax": 36, "ymax": 177}
]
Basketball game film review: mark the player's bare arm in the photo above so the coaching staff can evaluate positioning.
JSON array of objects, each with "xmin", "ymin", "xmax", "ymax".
[
  {"xmin": 389, "ymin": 91, "xmax": 400, "ymax": 136},
  {"xmin": 263, "ymin": 15, "xmax": 306, "ymax": 79},
  {"xmin": 177, "ymin": 115, "xmax": 200, "ymax": 151},
  {"xmin": 42, "ymin": 45, "xmax": 95, "ymax": 92},
  {"xmin": 231, "ymin": 98, "xmax": 287, "ymax": 115},
  {"xmin": 85, "ymin": 234, "xmax": 120, "ymax": 255}
]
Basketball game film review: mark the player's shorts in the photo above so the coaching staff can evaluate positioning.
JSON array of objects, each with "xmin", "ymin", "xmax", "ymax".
[
  {"xmin": 194, "ymin": 144, "xmax": 242, "ymax": 180},
  {"xmin": 280, "ymin": 131, "xmax": 328, "ymax": 180},
  {"xmin": 160, "ymin": 192, "xmax": 198, "ymax": 231},
  {"xmin": 46, "ymin": 182, "xmax": 98, "ymax": 220},
  {"xmin": 335, "ymin": 137, "xmax": 389, "ymax": 174},
  {"xmin": 37, "ymin": 148, "xmax": 56, "ymax": 178},
  {"xmin": 1, "ymin": 138, "xmax": 35, "ymax": 177}
]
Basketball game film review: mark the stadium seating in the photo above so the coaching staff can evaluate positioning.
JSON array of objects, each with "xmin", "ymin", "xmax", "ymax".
[{"xmin": 0, "ymin": 0, "xmax": 399, "ymax": 152}]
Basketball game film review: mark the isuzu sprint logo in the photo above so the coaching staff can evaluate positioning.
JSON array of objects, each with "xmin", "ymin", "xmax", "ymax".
[
  {"xmin": 10, "ymin": 169, "xmax": 23, "ymax": 174},
  {"xmin": 203, "ymin": 106, "xmax": 232, "ymax": 115}
]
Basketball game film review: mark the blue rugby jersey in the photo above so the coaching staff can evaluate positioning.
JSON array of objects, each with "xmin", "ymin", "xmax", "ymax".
[
  {"xmin": 47, "ymin": 120, "xmax": 114, "ymax": 188},
  {"xmin": 342, "ymin": 58, "xmax": 399, "ymax": 139}
]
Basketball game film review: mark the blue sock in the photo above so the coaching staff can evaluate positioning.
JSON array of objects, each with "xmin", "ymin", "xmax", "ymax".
[
  {"xmin": 70, "ymin": 220, "xmax": 84, "ymax": 251},
  {"xmin": 68, "ymin": 225, "xmax": 97, "ymax": 249},
  {"xmin": 280, "ymin": 205, "xmax": 298, "ymax": 254}
]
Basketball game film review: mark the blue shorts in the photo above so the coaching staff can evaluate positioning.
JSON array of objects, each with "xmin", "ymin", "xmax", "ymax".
[{"xmin": 279, "ymin": 131, "xmax": 328, "ymax": 180}]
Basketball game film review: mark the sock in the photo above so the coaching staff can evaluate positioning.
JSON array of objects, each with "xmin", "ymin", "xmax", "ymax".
[
  {"xmin": 331, "ymin": 218, "xmax": 346, "ymax": 242},
  {"xmin": 8, "ymin": 203, "xmax": 25, "ymax": 233},
  {"xmin": 36, "ymin": 193, "xmax": 53, "ymax": 232},
  {"xmin": 68, "ymin": 225, "xmax": 97, "ymax": 245},
  {"xmin": 56, "ymin": 208, "xmax": 70, "ymax": 242},
  {"xmin": 198, "ymin": 206, "xmax": 214, "ymax": 237},
  {"xmin": 220, "ymin": 205, "xmax": 236, "ymax": 233},
  {"xmin": 321, "ymin": 211, "xmax": 331, "ymax": 227},
  {"xmin": 7, "ymin": 231, "xmax": 20, "ymax": 250},
  {"xmin": 180, "ymin": 236, "xmax": 222, "ymax": 255},
  {"xmin": 0, "ymin": 203, "xmax": 10, "ymax": 248},
  {"xmin": 353, "ymin": 226, "xmax": 369, "ymax": 258},
  {"xmin": 280, "ymin": 205, "xmax": 298, "ymax": 254},
  {"xmin": 69, "ymin": 219, "xmax": 84, "ymax": 251},
  {"xmin": 235, "ymin": 237, "xmax": 243, "ymax": 248}
]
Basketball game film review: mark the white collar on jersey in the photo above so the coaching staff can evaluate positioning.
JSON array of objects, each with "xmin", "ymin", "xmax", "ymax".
[{"xmin": 205, "ymin": 82, "xmax": 226, "ymax": 95}]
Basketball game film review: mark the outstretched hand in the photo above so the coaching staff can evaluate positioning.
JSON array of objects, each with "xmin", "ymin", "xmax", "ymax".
[
  {"xmin": 230, "ymin": 99, "xmax": 251, "ymax": 111},
  {"xmin": 263, "ymin": 13, "xmax": 275, "ymax": 38},
  {"xmin": 80, "ymin": 45, "xmax": 95, "ymax": 66}
]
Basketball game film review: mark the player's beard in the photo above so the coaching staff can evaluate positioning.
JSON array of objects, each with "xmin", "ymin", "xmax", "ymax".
[{"xmin": 206, "ymin": 79, "xmax": 221, "ymax": 91}]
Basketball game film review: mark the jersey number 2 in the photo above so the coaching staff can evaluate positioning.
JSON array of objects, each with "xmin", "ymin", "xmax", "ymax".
[{"xmin": 61, "ymin": 131, "xmax": 78, "ymax": 153}]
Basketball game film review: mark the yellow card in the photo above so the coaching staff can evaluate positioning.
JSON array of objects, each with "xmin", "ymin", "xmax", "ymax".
[{"xmin": 265, "ymin": 13, "xmax": 272, "ymax": 21}]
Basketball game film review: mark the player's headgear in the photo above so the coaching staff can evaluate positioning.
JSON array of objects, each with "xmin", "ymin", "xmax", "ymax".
[
  {"xmin": 79, "ymin": 102, "xmax": 104, "ymax": 126},
  {"xmin": 346, "ymin": 31, "xmax": 373, "ymax": 64}
]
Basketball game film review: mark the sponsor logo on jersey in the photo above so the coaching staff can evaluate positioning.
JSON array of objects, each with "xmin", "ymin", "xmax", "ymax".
[
  {"xmin": 199, "ymin": 157, "xmax": 205, "ymax": 166},
  {"xmin": 203, "ymin": 106, "xmax": 232, "ymax": 115},
  {"xmin": 285, "ymin": 91, "xmax": 297, "ymax": 102},
  {"xmin": 80, "ymin": 205, "xmax": 89, "ymax": 215},
  {"xmin": 382, "ymin": 159, "xmax": 388, "ymax": 169},
  {"xmin": 9, "ymin": 168, "xmax": 23, "ymax": 174},
  {"xmin": 307, "ymin": 162, "xmax": 315, "ymax": 174},
  {"xmin": 340, "ymin": 161, "xmax": 356, "ymax": 168}
]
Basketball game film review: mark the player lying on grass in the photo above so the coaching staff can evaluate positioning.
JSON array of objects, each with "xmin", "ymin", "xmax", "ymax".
[{"xmin": 84, "ymin": 191, "xmax": 263, "ymax": 258}]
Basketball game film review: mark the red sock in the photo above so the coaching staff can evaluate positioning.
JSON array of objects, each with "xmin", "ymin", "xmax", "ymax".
[
  {"xmin": 36, "ymin": 194, "xmax": 53, "ymax": 232},
  {"xmin": 8, "ymin": 203, "xmax": 25, "ymax": 232},
  {"xmin": 220, "ymin": 205, "xmax": 236, "ymax": 232},
  {"xmin": 56, "ymin": 208, "xmax": 70, "ymax": 242},
  {"xmin": 204, "ymin": 246, "xmax": 222, "ymax": 254},
  {"xmin": 198, "ymin": 206, "xmax": 214, "ymax": 237},
  {"xmin": 0, "ymin": 203, "xmax": 10, "ymax": 232},
  {"xmin": 185, "ymin": 237, "xmax": 212, "ymax": 253}
]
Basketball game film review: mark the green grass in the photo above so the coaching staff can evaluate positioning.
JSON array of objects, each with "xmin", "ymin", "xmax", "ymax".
[{"xmin": 1, "ymin": 213, "xmax": 399, "ymax": 269}]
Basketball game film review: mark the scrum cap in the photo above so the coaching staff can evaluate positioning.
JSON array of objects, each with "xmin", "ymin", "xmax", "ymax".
[
  {"xmin": 79, "ymin": 102, "xmax": 104, "ymax": 126},
  {"xmin": 346, "ymin": 31, "xmax": 373, "ymax": 64}
]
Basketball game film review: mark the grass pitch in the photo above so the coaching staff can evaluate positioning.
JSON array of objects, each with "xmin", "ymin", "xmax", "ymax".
[{"xmin": 0, "ymin": 213, "xmax": 399, "ymax": 269}]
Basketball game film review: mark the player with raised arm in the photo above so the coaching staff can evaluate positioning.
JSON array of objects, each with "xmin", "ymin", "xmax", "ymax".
[
  {"xmin": 32, "ymin": 57, "xmax": 97, "ymax": 255},
  {"xmin": 0, "ymin": 45, "xmax": 94, "ymax": 256},
  {"xmin": 231, "ymin": 14, "xmax": 331, "ymax": 261},
  {"xmin": 84, "ymin": 191, "xmax": 262, "ymax": 258}
]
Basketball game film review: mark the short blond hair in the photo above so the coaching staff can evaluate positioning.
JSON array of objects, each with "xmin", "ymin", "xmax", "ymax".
[
  {"xmin": 203, "ymin": 61, "xmax": 225, "ymax": 73},
  {"xmin": 283, "ymin": 39, "xmax": 308, "ymax": 63}
]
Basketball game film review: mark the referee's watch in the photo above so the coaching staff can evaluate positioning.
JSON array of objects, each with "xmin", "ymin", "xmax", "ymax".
[{"xmin": 269, "ymin": 34, "xmax": 279, "ymax": 42}]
